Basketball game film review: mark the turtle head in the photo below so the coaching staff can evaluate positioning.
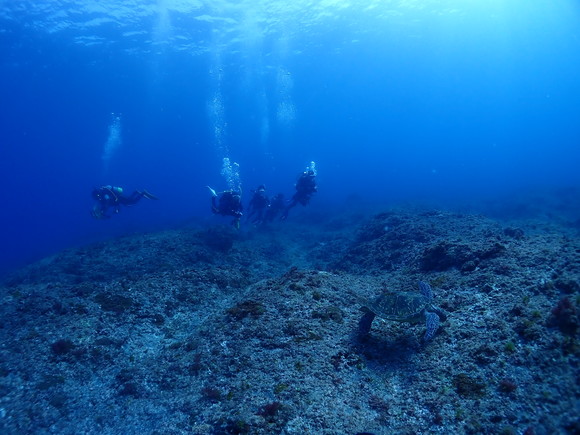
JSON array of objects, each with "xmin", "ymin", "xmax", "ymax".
[
  {"xmin": 356, "ymin": 285, "xmax": 382, "ymax": 314},
  {"xmin": 356, "ymin": 295, "xmax": 373, "ymax": 311}
]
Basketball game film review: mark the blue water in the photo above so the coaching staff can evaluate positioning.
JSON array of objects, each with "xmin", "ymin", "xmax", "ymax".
[{"xmin": 1, "ymin": 0, "xmax": 579, "ymax": 275}]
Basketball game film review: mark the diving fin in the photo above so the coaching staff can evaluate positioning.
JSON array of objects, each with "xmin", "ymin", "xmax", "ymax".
[
  {"xmin": 141, "ymin": 190, "xmax": 159, "ymax": 200},
  {"xmin": 206, "ymin": 186, "xmax": 218, "ymax": 197}
]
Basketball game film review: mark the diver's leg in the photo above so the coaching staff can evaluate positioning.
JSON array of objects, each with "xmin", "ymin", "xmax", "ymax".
[
  {"xmin": 281, "ymin": 200, "xmax": 296, "ymax": 220},
  {"xmin": 119, "ymin": 191, "xmax": 143, "ymax": 206}
]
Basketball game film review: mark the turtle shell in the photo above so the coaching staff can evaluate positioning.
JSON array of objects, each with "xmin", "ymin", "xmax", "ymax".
[{"xmin": 368, "ymin": 292, "xmax": 428, "ymax": 321}]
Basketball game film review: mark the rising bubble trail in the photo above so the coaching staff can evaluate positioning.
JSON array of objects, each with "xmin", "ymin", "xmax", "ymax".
[{"xmin": 102, "ymin": 113, "xmax": 122, "ymax": 173}]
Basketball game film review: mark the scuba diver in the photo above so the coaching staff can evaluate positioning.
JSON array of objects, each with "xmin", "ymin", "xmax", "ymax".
[
  {"xmin": 91, "ymin": 185, "xmax": 158, "ymax": 219},
  {"xmin": 246, "ymin": 185, "xmax": 270, "ymax": 225},
  {"xmin": 264, "ymin": 193, "xmax": 286, "ymax": 223},
  {"xmin": 282, "ymin": 169, "xmax": 317, "ymax": 220},
  {"xmin": 207, "ymin": 186, "xmax": 243, "ymax": 229}
]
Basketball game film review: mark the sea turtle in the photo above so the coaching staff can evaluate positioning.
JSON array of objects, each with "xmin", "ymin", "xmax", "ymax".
[{"xmin": 358, "ymin": 281, "xmax": 446, "ymax": 341}]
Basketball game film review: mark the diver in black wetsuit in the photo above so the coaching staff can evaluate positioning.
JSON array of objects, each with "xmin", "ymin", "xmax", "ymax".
[
  {"xmin": 208, "ymin": 187, "xmax": 243, "ymax": 229},
  {"xmin": 264, "ymin": 193, "xmax": 285, "ymax": 223},
  {"xmin": 91, "ymin": 185, "xmax": 158, "ymax": 219},
  {"xmin": 247, "ymin": 185, "xmax": 270, "ymax": 225},
  {"xmin": 282, "ymin": 170, "xmax": 317, "ymax": 220}
]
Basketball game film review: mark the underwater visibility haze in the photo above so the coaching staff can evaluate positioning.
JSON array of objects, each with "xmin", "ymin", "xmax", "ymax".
[{"xmin": 1, "ymin": 0, "xmax": 580, "ymax": 272}]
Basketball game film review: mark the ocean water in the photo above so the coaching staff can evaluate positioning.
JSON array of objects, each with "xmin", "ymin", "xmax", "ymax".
[{"xmin": 1, "ymin": 0, "xmax": 579, "ymax": 275}]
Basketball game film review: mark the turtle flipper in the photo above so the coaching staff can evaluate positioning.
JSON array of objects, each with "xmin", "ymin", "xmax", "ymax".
[
  {"xmin": 432, "ymin": 306, "xmax": 448, "ymax": 322},
  {"xmin": 424, "ymin": 311, "xmax": 440, "ymax": 341},
  {"xmin": 358, "ymin": 310, "xmax": 376, "ymax": 336},
  {"xmin": 419, "ymin": 281, "xmax": 433, "ymax": 300}
]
